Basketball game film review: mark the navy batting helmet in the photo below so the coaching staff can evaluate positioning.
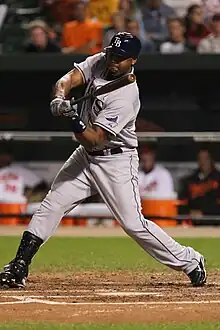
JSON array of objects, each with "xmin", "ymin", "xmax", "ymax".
[{"xmin": 105, "ymin": 32, "xmax": 141, "ymax": 58}]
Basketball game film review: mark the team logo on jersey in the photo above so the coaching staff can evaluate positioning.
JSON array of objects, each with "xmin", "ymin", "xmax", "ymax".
[{"xmin": 105, "ymin": 115, "xmax": 119, "ymax": 128}]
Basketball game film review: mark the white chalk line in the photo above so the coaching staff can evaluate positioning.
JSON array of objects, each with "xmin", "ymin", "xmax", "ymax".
[
  {"xmin": 2, "ymin": 293, "xmax": 218, "ymax": 300},
  {"xmin": 0, "ymin": 291, "xmax": 218, "ymax": 299},
  {"xmin": 0, "ymin": 301, "xmax": 32, "ymax": 305},
  {"xmin": 1, "ymin": 297, "xmax": 220, "ymax": 306}
]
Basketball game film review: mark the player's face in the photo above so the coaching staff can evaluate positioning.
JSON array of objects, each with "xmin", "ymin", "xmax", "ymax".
[
  {"xmin": 191, "ymin": 6, "xmax": 203, "ymax": 24},
  {"xmin": 106, "ymin": 51, "xmax": 137, "ymax": 77},
  {"xmin": 73, "ymin": 2, "xmax": 86, "ymax": 21},
  {"xmin": 31, "ymin": 27, "xmax": 47, "ymax": 47},
  {"xmin": 198, "ymin": 151, "xmax": 213, "ymax": 173},
  {"xmin": 148, "ymin": 0, "xmax": 161, "ymax": 9},
  {"xmin": 126, "ymin": 21, "xmax": 140, "ymax": 37},
  {"xmin": 141, "ymin": 152, "xmax": 155, "ymax": 172},
  {"xmin": 168, "ymin": 20, "xmax": 184, "ymax": 41}
]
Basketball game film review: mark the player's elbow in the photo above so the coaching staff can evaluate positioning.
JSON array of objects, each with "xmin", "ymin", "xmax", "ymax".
[
  {"xmin": 87, "ymin": 133, "xmax": 106, "ymax": 149},
  {"xmin": 91, "ymin": 125, "xmax": 109, "ymax": 146},
  {"xmin": 75, "ymin": 127, "xmax": 107, "ymax": 149}
]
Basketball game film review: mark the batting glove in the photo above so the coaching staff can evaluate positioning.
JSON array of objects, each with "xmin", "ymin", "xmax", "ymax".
[{"xmin": 50, "ymin": 97, "xmax": 77, "ymax": 117}]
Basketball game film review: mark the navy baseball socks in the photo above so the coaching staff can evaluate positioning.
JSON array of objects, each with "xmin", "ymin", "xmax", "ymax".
[{"xmin": 0, "ymin": 231, "xmax": 43, "ymax": 288}]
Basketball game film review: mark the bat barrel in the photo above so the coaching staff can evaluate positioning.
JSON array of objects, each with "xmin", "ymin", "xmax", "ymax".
[
  {"xmin": 70, "ymin": 73, "xmax": 136, "ymax": 106},
  {"xmin": 127, "ymin": 73, "xmax": 136, "ymax": 82}
]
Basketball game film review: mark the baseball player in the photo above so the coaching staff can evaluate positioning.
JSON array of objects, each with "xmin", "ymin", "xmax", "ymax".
[{"xmin": 0, "ymin": 32, "xmax": 206, "ymax": 289}]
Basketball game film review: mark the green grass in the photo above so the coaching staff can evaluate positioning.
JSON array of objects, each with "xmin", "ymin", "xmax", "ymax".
[
  {"xmin": 0, "ymin": 237, "xmax": 219, "ymax": 329},
  {"xmin": 0, "ymin": 323, "xmax": 220, "ymax": 330},
  {"xmin": 0, "ymin": 236, "xmax": 219, "ymax": 272}
]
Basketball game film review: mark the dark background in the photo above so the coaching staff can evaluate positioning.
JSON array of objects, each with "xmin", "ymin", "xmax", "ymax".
[{"xmin": 1, "ymin": 54, "xmax": 220, "ymax": 162}]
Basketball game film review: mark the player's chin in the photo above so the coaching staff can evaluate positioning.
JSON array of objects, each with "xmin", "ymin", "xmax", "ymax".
[
  {"xmin": 107, "ymin": 68, "xmax": 121, "ymax": 78},
  {"xmin": 107, "ymin": 65, "xmax": 119, "ymax": 73}
]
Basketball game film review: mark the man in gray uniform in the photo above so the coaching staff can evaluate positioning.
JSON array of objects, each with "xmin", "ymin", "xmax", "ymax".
[{"xmin": 0, "ymin": 32, "xmax": 206, "ymax": 288}]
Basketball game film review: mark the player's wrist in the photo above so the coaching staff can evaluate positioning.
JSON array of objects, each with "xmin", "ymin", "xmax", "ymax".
[
  {"xmin": 54, "ymin": 95, "xmax": 65, "ymax": 99},
  {"xmin": 72, "ymin": 115, "xmax": 86, "ymax": 133}
]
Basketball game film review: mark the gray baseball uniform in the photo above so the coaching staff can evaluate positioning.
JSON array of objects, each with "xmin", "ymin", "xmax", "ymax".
[{"xmin": 28, "ymin": 52, "xmax": 202, "ymax": 275}]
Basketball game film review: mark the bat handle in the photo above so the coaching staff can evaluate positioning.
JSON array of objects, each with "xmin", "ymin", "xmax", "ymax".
[{"xmin": 70, "ymin": 94, "xmax": 91, "ymax": 106}]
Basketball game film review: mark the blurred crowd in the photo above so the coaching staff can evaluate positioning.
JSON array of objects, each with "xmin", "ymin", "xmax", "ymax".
[
  {"xmin": 1, "ymin": 0, "xmax": 220, "ymax": 54},
  {"xmin": 138, "ymin": 144, "xmax": 220, "ymax": 222}
]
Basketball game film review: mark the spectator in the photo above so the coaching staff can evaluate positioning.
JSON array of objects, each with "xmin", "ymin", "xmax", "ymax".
[
  {"xmin": 87, "ymin": 0, "xmax": 119, "ymax": 27},
  {"xmin": 164, "ymin": 0, "xmax": 202, "ymax": 18},
  {"xmin": 178, "ymin": 148, "xmax": 220, "ymax": 219},
  {"xmin": 198, "ymin": 13, "xmax": 220, "ymax": 52},
  {"xmin": 0, "ymin": 144, "xmax": 25, "ymax": 203},
  {"xmin": 24, "ymin": 20, "xmax": 61, "ymax": 53},
  {"xmin": 184, "ymin": 4, "xmax": 210, "ymax": 50},
  {"xmin": 138, "ymin": 145, "xmax": 175, "ymax": 199},
  {"xmin": 62, "ymin": 1, "xmax": 103, "ymax": 54},
  {"xmin": 160, "ymin": 18, "xmax": 190, "ymax": 53},
  {"xmin": 119, "ymin": 0, "xmax": 145, "ymax": 39},
  {"xmin": 103, "ymin": 12, "xmax": 125, "ymax": 48},
  {"xmin": 125, "ymin": 17, "xmax": 155, "ymax": 52},
  {"xmin": 41, "ymin": 0, "xmax": 77, "ymax": 25},
  {"xmin": 202, "ymin": 0, "xmax": 220, "ymax": 20},
  {"xmin": 141, "ymin": 0, "xmax": 176, "ymax": 48},
  {"xmin": 0, "ymin": 142, "xmax": 48, "ymax": 202}
]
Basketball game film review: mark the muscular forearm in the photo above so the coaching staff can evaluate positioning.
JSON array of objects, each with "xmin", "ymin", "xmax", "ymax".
[
  {"xmin": 75, "ymin": 126, "xmax": 107, "ymax": 150},
  {"xmin": 53, "ymin": 68, "xmax": 84, "ymax": 99}
]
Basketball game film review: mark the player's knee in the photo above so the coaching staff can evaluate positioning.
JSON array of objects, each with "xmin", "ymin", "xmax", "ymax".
[
  {"xmin": 121, "ymin": 215, "xmax": 146, "ymax": 235},
  {"xmin": 37, "ymin": 190, "xmax": 68, "ymax": 215}
]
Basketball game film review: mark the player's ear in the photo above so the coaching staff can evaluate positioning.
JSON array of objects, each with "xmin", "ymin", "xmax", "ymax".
[{"xmin": 131, "ymin": 58, "xmax": 137, "ymax": 65}]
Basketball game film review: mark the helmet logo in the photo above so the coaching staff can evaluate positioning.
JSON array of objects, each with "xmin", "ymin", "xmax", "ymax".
[{"xmin": 114, "ymin": 37, "xmax": 122, "ymax": 47}]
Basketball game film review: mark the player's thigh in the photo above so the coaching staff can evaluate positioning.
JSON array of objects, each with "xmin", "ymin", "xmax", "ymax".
[
  {"xmin": 90, "ymin": 152, "xmax": 143, "ymax": 231},
  {"xmin": 46, "ymin": 147, "xmax": 94, "ymax": 212}
]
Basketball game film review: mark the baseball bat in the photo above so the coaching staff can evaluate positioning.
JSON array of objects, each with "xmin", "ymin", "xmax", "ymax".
[{"xmin": 70, "ymin": 73, "xmax": 136, "ymax": 107}]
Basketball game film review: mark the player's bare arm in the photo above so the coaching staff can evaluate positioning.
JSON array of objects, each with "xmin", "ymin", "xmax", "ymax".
[
  {"xmin": 54, "ymin": 68, "xmax": 84, "ymax": 99},
  {"xmin": 75, "ymin": 125, "xmax": 109, "ymax": 150},
  {"xmin": 50, "ymin": 69, "xmax": 84, "ymax": 117}
]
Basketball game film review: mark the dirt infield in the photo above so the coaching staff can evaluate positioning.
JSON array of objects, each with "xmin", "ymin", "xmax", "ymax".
[
  {"xmin": 0, "ymin": 226, "xmax": 220, "ymax": 324},
  {"xmin": 1, "ymin": 271, "xmax": 220, "ymax": 324}
]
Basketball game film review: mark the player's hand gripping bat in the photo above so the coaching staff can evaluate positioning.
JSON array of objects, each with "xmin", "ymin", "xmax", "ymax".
[{"xmin": 70, "ymin": 73, "xmax": 136, "ymax": 107}]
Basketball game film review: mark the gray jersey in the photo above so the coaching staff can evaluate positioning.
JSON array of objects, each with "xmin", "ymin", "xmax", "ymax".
[{"xmin": 74, "ymin": 52, "xmax": 140, "ymax": 151}]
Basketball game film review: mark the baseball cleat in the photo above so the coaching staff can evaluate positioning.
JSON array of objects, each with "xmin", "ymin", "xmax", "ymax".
[
  {"xmin": 0, "ymin": 259, "xmax": 28, "ymax": 289},
  {"xmin": 187, "ymin": 257, "xmax": 206, "ymax": 287}
]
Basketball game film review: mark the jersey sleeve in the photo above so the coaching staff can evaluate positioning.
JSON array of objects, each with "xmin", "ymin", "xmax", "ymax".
[
  {"xmin": 74, "ymin": 53, "xmax": 103, "ymax": 84},
  {"xmin": 94, "ymin": 98, "xmax": 135, "ymax": 136}
]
